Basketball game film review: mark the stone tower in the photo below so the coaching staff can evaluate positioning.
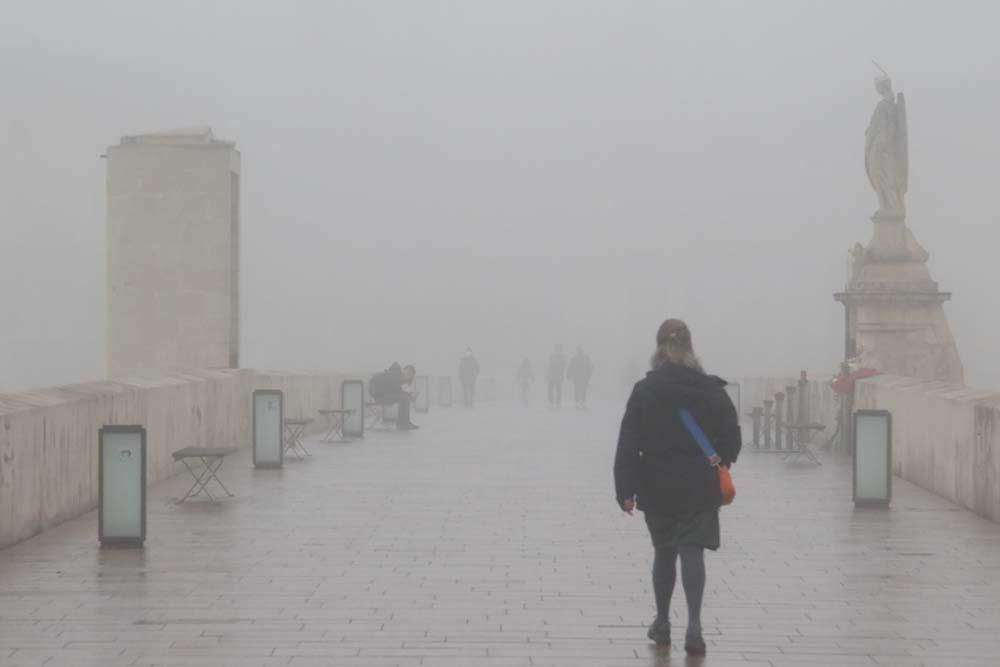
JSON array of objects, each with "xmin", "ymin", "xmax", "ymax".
[{"xmin": 106, "ymin": 127, "xmax": 240, "ymax": 377}]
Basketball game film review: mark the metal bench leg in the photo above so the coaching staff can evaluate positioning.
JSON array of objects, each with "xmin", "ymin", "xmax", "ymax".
[
  {"xmin": 295, "ymin": 434, "xmax": 311, "ymax": 456},
  {"xmin": 179, "ymin": 458, "xmax": 215, "ymax": 502},
  {"xmin": 190, "ymin": 458, "xmax": 224, "ymax": 498},
  {"xmin": 784, "ymin": 447, "xmax": 822, "ymax": 465},
  {"xmin": 200, "ymin": 456, "xmax": 235, "ymax": 496},
  {"xmin": 321, "ymin": 418, "xmax": 337, "ymax": 442},
  {"xmin": 178, "ymin": 456, "xmax": 234, "ymax": 502},
  {"xmin": 322, "ymin": 417, "xmax": 347, "ymax": 443},
  {"xmin": 284, "ymin": 426, "xmax": 311, "ymax": 458}
]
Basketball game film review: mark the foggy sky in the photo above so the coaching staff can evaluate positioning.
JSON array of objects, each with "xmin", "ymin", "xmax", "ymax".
[{"xmin": 2, "ymin": 1, "xmax": 999, "ymax": 393}]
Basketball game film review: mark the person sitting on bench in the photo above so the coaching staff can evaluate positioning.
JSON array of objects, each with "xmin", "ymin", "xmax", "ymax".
[
  {"xmin": 370, "ymin": 362, "xmax": 420, "ymax": 431},
  {"xmin": 397, "ymin": 364, "xmax": 420, "ymax": 431}
]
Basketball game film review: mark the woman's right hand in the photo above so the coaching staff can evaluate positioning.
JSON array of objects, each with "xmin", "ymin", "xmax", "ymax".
[{"xmin": 620, "ymin": 497, "xmax": 635, "ymax": 515}]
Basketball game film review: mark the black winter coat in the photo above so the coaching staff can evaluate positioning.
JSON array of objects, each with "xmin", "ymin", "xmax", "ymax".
[
  {"xmin": 459, "ymin": 356, "xmax": 480, "ymax": 385},
  {"xmin": 614, "ymin": 363, "xmax": 741, "ymax": 516}
]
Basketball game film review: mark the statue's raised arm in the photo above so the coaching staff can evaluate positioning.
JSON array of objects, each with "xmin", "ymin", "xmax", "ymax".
[{"xmin": 865, "ymin": 74, "xmax": 908, "ymax": 217}]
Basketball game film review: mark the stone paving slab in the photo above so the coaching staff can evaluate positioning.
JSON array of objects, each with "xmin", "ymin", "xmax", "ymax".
[{"xmin": 2, "ymin": 402, "xmax": 1000, "ymax": 666}]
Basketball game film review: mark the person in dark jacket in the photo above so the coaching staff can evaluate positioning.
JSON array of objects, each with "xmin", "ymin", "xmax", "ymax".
[
  {"xmin": 458, "ymin": 348, "xmax": 480, "ymax": 408},
  {"xmin": 516, "ymin": 358, "xmax": 534, "ymax": 406},
  {"xmin": 613, "ymin": 319, "xmax": 741, "ymax": 656},
  {"xmin": 566, "ymin": 347, "xmax": 593, "ymax": 409},
  {"xmin": 546, "ymin": 345, "xmax": 567, "ymax": 408},
  {"xmin": 396, "ymin": 364, "xmax": 419, "ymax": 430},
  {"xmin": 373, "ymin": 362, "xmax": 420, "ymax": 430}
]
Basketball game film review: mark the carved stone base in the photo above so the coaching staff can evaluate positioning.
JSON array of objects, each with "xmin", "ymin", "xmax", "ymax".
[
  {"xmin": 835, "ymin": 220, "xmax": 963, "ymax": 383},
  {"xmin": 866, "ymin": 214, "xmax": 929, "ymax": 263}
]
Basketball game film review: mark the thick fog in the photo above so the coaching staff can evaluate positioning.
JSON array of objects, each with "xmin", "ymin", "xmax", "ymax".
[{"xmin": 2, "ymin": 1, "xmax": 999, "ymax": 393}]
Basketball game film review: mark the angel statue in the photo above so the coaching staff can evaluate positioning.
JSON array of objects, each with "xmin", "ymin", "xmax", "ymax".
[{"xmin": 865, "ymin": 66, "xmax": 908, "ymax": 217}]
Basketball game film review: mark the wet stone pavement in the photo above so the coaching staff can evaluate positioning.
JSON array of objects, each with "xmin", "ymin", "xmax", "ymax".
[{"xmin": 3, "ymin": 401, "xmax": 1000, "ymax": 667}]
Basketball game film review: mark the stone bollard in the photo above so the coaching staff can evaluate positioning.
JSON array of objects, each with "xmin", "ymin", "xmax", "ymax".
[
  {"xmin": 774, "ymin": 392, "xmax": 785, "ymax": 450},
  {"xmin": 751, "ymin": 407, "xmax": 763, "ymax": 449},
  {"xmin": 763, "ymin": 399, "xmax": 774, "ymax": 450},
  {"xmin": 786, "ymin": 385, "xmax": 797, "ymax": 450},
  {"xmin": 798, "ymin": 371, "xmax": 810, "ymax": 443}
]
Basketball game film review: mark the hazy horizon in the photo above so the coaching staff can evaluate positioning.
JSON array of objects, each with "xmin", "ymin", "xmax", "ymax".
[{"xmin": 3, "ymin": 1, "xmax": 999, "ymax": 393}]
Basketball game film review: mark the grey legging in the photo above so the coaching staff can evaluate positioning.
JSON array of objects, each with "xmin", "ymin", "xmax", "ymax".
[{"xmin": 652, "ymin": 544, "xmax": 705, "ymax": 634}]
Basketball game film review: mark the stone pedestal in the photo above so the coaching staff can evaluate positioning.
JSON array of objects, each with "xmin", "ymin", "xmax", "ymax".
[{"xmin": 835, "ymin": 215, "xmax": 963, "ymax": 383}]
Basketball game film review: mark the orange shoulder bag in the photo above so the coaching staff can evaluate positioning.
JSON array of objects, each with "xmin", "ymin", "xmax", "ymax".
[{"xmin": 679, "ymin": 408, "xmax": 735, "ymax": 506}]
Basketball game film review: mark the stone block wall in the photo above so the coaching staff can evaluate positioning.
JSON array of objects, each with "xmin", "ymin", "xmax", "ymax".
[
  {"xmin": 0, "ymin": 369, "xmax": 366, "ymax": 550},
  {"xmin": 856, "ymin": 375, "xmax": 1000, "ymax": 521},
  {"xmin": 740, "ymin": 374, "xmax": 1000, "ymax": 521}
]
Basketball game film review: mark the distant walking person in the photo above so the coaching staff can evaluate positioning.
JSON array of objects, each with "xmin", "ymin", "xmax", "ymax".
[
  {"xmin": 613, "ymin": 319, "xmax": 741, "ymax": 656},
  {"xmin": 546, "ymin": 345, "xmax": 566, "ymax": 408},
  {"xmin": 458, "ymin": 348, "xmax": 480, "ymax": 408},
  {"xmin": 567, "ymin": 348, "xmax": 593, "ymax": 409},
  {"xmin": 516, "ymin": 358, "xmax": 534, "ymax": 406}
]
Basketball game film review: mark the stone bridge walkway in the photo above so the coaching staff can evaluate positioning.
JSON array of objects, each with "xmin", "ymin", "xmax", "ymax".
[{"xmin": 2, "ymin": 402, "xmax": 1000, "ymax": 666}]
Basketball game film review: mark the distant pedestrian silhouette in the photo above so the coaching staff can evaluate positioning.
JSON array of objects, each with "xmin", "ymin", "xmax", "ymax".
[
  {"xmin": 567, "ymin": 348, "xmax": 593, "ymax": 409},
  {"xmin": 547, "ymin": 345, "xmax": 566, "ymax": 408},
  {"xmin": 516, "ymin": 359, "xmax": 534, "ymax": 406},
  {"xmin": 458, "ymin": 348, "xmax": 480, "ymax": 408}
]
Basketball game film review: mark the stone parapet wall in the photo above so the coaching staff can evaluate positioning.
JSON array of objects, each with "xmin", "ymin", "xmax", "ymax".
[
  {"xmin": 0, "ymin": 369, "xmax": 368, "ymax": 550},
  {"xmin": 737, "ymin": 373, "xmax": 1000, "ymax": 522},
  {"xmin": 855, "ymin": 375, "xmax": 1000, "ymax": 521}
]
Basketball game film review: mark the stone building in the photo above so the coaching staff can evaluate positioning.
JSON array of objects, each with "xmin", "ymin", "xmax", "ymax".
[{"xmin": 106, "ymin": 127, "xmax": 240, "ymax": 377}]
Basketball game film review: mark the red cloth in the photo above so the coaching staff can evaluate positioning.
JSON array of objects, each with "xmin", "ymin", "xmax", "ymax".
[{"xmin": 831, "ymin": 368, "xmax": 879, "ymax": 394}]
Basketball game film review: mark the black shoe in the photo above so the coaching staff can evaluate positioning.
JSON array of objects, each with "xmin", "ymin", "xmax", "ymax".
[
  {"xmin": 646, "ymin": 618, "xmax": 670, "ymax": 646},
  {"xmin": 684, "ymin": 632, "xmax": 706, "ymax": 656}
]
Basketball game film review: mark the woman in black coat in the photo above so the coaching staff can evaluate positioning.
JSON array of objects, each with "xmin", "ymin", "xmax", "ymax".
[{"xmin": 614, "ymin": 319, "xmax": 741, "ymax": 655}]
